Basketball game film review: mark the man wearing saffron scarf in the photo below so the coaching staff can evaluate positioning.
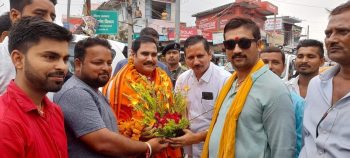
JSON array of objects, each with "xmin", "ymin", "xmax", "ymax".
[
  {"xmin": 103, "ymin": 36, "xmax": 182, "ymax": 158},
  {"xmin": 202, "ymin": 17, "xmax": 296, "ymax": 158}
]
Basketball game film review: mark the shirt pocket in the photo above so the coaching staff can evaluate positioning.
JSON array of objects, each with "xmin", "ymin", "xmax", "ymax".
[{"xmin": 201, "ymin": 99, "xmax": 214, "ymax": 119}]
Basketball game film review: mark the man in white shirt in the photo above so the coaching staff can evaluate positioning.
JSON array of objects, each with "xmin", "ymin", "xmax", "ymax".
[
  {"xmin": 0, "ymin": 0, "xmax": 57, "ymax": 94},
  {"xmin": 299, "ymin": 2, "xmax": 350, "ymax": 157},
  {"xmin": 286, "ymin": 39, "xmax": 325, "ymax": 98},
  {"xmin": 169, "ymin": 35, "xmax": 231, "ymax": 158}
]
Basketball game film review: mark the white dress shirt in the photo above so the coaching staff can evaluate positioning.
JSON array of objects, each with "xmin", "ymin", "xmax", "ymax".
[
  {"xmin": 0, "ymin": 37, "xmax": 16, "ymax": 95},
  {"xmin": 175, "ymin": 62, "xmax": 231, "ymax": 158},
  {"xmin": 299, "ymin": 65, "xmax": 350, "ymax": 158}
]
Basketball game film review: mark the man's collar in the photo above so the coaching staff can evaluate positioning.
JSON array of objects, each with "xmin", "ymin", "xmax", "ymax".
[
  {"xmin": 6, "ymin": 81, "xmax": 53, "ymax": 113},
  {"xmin": 319, "ymin": 64, "xmax": 340, "ymax": 81}
]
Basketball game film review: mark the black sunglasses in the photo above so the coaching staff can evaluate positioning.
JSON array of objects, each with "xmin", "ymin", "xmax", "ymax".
[{"xmin": 223, "ymin": 38, "xmax": 258, "ymax": 50}]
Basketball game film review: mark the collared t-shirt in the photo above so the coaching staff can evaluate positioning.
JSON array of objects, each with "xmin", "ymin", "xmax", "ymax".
[
  {"xmin": 209, "ymin": 66, "xmax": 296, "ymax": 158},
  {"xmin": 54, "ymin": 76, "xmax": 118, "ymax": 158},
  {"xmin": 0, "ymin": 81, "xmax": 68, "ymax": 158},
  {"xmin": 175, "ymin": 62, "xmax": 231, "ymax": 158},
  {"xmin": 299, "ymin": 65, "xmax": 350, "ymax": 158},
  {"xmin": 0, "ymin": 37, "xmax": 16, "ymax": 95}
]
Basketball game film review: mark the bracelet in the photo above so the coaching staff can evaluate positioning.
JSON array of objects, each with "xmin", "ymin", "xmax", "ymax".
[{"xmin": 145, "ymin": 142, "xmax": 152, "ymax": 157}]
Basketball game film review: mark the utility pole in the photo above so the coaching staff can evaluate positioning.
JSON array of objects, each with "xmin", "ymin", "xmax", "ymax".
[
  {"xmin": 272, "ymin": 13, "xmax": 276, "ymax": 46},
  {"xmin": 126, "ymin": 0, "xmax": 133, "ymax": 56},
  {"xmin": 175, "ymin": 0, "xmax": 180, "ymax": 43},
  {"xmin": 307, "ymin": 25, "xmax": 309, "ymax": 39},
  {"xmin": 85, "ymin": 0, "xmax": 91, "ymax": 16},
  {"xmin": 67, "ymin": 0, "xmax": 71, "ymax": 30}
]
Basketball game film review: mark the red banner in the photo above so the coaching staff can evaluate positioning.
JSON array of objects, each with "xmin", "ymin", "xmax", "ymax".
[{"xmin": 168, "ymin": 28, "xmax": 198, "ymax": 40}]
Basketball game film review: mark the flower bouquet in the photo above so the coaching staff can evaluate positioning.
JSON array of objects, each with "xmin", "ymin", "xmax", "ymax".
[{"xmin": 123, "ymin": 75, "xmax": 189, "ymax": 139}]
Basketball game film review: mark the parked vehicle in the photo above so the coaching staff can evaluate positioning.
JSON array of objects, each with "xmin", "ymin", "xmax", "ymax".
[
  {"xmin": 68, "ymin": 34, "xmax": 126, "ymax": 74},
  {"xmin": 281, "ymin": 53, "xmax": 297, "ymax": 81}
]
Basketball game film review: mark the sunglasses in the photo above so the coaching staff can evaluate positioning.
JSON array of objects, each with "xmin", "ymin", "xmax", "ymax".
[{"xmin": 223, "ymin": 38, "xmax": 258, "ymax": 50}]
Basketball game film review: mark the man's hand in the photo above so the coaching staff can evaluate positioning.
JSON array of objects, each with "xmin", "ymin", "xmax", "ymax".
[
  {"xmin": 168, "ymin": 129, "xmax": 207, "ymax": 147},
  {"xmin": 147, "ymin": 138, "xmax": 168, "ymax": 154},
  {"xmin": 140, "ymin": 127, "xmax": 155, "ymax": 141}
]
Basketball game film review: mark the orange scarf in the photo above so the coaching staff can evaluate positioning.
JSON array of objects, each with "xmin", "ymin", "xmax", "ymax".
[
  {"xmin": 102, "ymin": 58, "xmax": 182, "ymax": 158},
  {"xmin": 201, "ymin": 60, "xmax": 265, "ymax": 158}
]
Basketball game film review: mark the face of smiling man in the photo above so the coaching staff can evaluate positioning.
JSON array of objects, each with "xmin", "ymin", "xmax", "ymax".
[
  {"xmin": 133, "ymin": 42, "xmax": 158, "ymax": 76},
  {"xmin": 75, "ymin": 45, "xmax": 113, "ymax": 89}
]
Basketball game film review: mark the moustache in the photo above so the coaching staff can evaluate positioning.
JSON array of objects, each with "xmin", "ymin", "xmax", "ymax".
[
  {"xmin": 298, "ymin": 64, "xmax": 310, "ymax": 68},
  {"xmin": 232, "ymin": 54, "xmax": 246, "ymax": 60},
  {"xmin": 143, "ymin": 61, "xmax": 155, "ymax": 66},
  {"xmin": 99, "ymin": 72, "xmax": 110, "ymax": 77},
  {"xmin": 329, "ymin": 43, "xmax": 343, "ymax": 50},
  {"xmin": 193, "ymin": 64, "xmax": 202, "ymax": 69},
  {"xmin": 48, "ymin": 71, "xmax": 65, "ymax": 78}
]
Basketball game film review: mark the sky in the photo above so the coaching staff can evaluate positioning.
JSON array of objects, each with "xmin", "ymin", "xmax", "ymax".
[{"xmin": 0, "ymin": 0, "xmax": 347, "ymax": 42}]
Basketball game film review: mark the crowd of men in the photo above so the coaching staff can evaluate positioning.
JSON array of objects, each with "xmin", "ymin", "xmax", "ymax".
[{"xmin": 0, "ymin": 0, "xmax": 350, "ymax": 158}]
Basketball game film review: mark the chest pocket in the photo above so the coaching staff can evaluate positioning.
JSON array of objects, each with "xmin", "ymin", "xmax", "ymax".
[{"xmin": 201, "ymin": 99, "xmax": 214, "ymax": 119}]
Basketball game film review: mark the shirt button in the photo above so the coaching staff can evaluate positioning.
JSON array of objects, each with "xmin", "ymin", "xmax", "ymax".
[{"xmin": 318, "ymin": 150, "xmax": 324, "ymax": 155}]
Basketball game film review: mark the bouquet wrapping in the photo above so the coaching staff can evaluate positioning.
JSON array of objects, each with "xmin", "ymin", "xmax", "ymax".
[{"xmin": 121, "ymin": 74, "xmax": 189, "ymax": 140}]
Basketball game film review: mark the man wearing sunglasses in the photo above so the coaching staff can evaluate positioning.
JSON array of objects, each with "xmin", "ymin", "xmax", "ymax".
[
  {"xmin": 299, "ymin": 2, "xmax": 350, "ymax": 158},
  {"xmin": 202, "ymin": 17, "xmax": 295, "ymax": 158}
]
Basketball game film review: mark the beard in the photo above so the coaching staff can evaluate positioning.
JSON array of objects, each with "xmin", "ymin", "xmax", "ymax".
[
  {"xmin": 80, "ymin": 68, "xmax": 110, "ymax": 89},
  {"xmin": 24, "ymin": 59, "xmax": 66, "ymax": 92}
]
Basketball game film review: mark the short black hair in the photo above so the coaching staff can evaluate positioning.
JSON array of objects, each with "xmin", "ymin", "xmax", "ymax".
[
  {"xmin": 0, "ymin": 12, "xmax": 11, "ymax": 34},
  {"xmin": 140, "ymin": 27, "xmax": 159, "ymax": 40},
  {"xmin": 184, "ymin": 35, "xmax": 210, "ymax": 56},
  {"xmin": 131, "ymin": 35, "xmax": 158, "ymax": 53},
  {"xmin": 224, "ymin": 17, "xmax": 261, "ymax": 40},
  {"xmin": 330, "ymin": 1, "xmax": 350, "ymax": 16},
  {"xmin": 296, "ymin": 39, "xmax": 324, "ymax": 58},
  {"xmin": 10, "ymin": 0, "xmax": 57, "ymax": 12},
  {"xmin": 74, "ymin": 37, "xmax": 112, "ymax": 61},
  {"xmin": 261, "ymin": 47, "xmax": 285, "ymax": 64},
  {"xmin": 9, "ymin": 16, "xmax": 72, "ymax": 54}
]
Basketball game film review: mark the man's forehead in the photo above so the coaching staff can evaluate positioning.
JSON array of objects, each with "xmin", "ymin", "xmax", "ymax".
[
  {"xmin": 23, "ymin": 0, "xmax": 55, "ymax": 12},
  {"xmin": 261, "ymin": 52, "xmax": 283, "ymax": 60},
  {"xmin": 224, "ymin": 27, "xmax": 254, "ymax": 39},
  {"xmin": 327, "ymin": 11, "xmax": 350, "ymax": 29},
  {"xmin": 297, "ymin": 47, "xmax": 321, "ymax": 55}
]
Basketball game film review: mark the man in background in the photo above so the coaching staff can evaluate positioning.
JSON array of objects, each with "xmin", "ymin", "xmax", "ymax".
[
  {"xmin": 0, "ymin": 12, "xmax": 11, "ymax": 43},
  {"xmin": 287, "ymin": 39, "xmax": 325, "ymax": 98},
  {"xmin": 260, "ymin": 47, "xmax": 285, "ymax": 77},
  {"xmin": 0, "ymin": 0, "xmax": 57, "ymax": 94},
  {"xmin": 162, "ymin": 42, "xmax": 187, "ymax": 86}
]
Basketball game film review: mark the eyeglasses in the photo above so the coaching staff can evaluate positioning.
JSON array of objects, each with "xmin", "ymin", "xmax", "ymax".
[
  {"xmin": 223, "ymin": 38, "xmax": 258, "ymax": 50},
  {"xmin": 316, "ymin": 106, "xmax": 335, "ymax": 138}
]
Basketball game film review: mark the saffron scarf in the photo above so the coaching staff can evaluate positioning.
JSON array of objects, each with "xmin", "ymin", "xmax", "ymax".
[
  {"xmin": 102, "ymin": 58, "xmax": 182, "ymax": 158},
  {"xmin": 201, "ymin": 59, "xmax": 265, "ymax": 158}
]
